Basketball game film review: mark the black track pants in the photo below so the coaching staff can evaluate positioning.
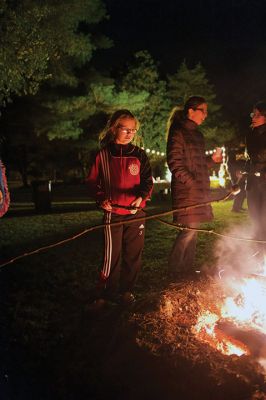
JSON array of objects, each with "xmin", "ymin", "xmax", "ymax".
[{"xmin": 99, "ymin": 210, "xmax": 146, "ymax": 298}]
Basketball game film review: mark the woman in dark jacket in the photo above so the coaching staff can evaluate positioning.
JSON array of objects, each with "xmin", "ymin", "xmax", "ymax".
[
  {"xmin": 246, "ymin": 101, "xmax": 266, "ymax": 269},
  {"xmin": 167, "ymin": 96, "xmax": 219, "ymax": 278}
]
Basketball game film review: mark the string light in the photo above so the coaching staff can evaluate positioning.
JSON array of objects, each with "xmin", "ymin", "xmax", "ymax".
[
  {"xmin": 143, "ymin": 146, "xmax": 225, "ymax": 158},
  {"xmin": 142, "ymin": 146, "xmax": 228, "ymax": 188}
]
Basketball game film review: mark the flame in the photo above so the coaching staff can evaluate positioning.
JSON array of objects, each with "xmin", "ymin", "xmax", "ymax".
[
  {"xmin": 193, "ymin": 267, "xmax": 266, "ymax": 357},
  {"xmin": 193, "ymin": 311, "xmax": 249, "ymax": 356},
  {"xmin": 221, "ymin": 277, "xmax": 266, "ymax": 333}
]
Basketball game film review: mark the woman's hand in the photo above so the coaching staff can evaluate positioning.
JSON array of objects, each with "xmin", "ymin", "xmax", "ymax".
[
  {"xmin": 0, "ymin": 190, "xmax": 3, "ymax": 204},
  {"xmin": 212, "ymin": 147, "xmax": 223, "ymax": 163},
  {"xmin": 100, "ymin": 199, "xmax": 112, "ymax": 212},
  {"xmin": 130, "ymin": 197, "xmax": 142, "ymax": 214}
]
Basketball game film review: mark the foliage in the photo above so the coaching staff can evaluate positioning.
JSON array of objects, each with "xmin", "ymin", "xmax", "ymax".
[
  {"xmin": 120, "ymin": 51, "xmax": 171, "ymax": 151},
  {"xmin": 0, "ymin": 0, "xmax": 113, "ymax": 183},
  {"xmin": 167, "ymin": 61, "xmax": 218, "ymax": 109},
  {"xmin": 149, "ymin": 156, "xmax": 168, "ymax": 180},
  {"xmin": 0, "ymin": 6, "xmax": 237, "ymax": 182},
  {"xmin": 0, "ymin": 0, "xmax": 111, "ymax": 106},
  {"xmin": 203, "ymin": 121, "xmax": 238, "ymax": 148},
  {"xmin": 41, "ymin": 83, "xmax": 149, "ymax": 140}
]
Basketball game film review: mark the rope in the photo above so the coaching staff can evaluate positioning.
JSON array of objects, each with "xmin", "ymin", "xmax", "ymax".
[
  {"xmin": 154, "ymin": 218, "xmax": 265, "ymax": 242},
  {"xmin": 0, "ymin": 190, "xmax": 264, "ymax": 269}
]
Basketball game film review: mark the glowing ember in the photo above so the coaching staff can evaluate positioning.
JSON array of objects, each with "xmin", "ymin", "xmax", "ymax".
[{"xmin": 193, "ymin": 271, "xmax": 266, "ymax": 357}]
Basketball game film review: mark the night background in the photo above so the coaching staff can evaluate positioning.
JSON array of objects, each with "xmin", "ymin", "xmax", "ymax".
[
  {"xmin": 100, "ymin": 0, "xmax": 266, "ymax": 127},
  {"xmin": 1, "ymin": 1, "xmax": 266, "ymax": 399},
  {"xmin": 1, "ymin": 0, "xmax": 266, "ymax": 184}
]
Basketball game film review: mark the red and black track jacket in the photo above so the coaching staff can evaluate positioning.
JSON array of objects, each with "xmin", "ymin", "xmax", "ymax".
[{"xmin": 87, "ymin": 142, "xmax": 153, "ymax": 215}]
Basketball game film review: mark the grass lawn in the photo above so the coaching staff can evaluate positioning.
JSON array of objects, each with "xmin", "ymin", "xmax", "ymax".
[
  {"xmin": 1, "ymin": 194, "xmax": 249, "ymax": 293},
  {"xmin": 0, "ymin": 192, "xmax": 250, "ymax": 399}
]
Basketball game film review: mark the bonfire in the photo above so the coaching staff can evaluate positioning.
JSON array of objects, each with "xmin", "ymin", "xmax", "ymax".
[
  {"xmin": 194, "ymin": 270, "xmax": 266, "ymax": 361},
  {"xmin": 132, "ymin": 271, "xmax": 266, "ymax": 399}
]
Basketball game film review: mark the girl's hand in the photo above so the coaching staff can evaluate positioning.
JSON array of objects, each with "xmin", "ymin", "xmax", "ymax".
[
  {"xmin": 101, "ymin": 199, "xmax": 112, "ymax": 212},
  {"xmin": 130, "ymin": 197, "xmax": 142, "ymax": 214}
]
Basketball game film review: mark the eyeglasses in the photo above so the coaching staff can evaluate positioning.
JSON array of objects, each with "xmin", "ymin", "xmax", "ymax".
[
  {"xmin": 194, "ymin": 108, "xmax": 208, "ymax": 115},
  {"xmin": 118, "ymin": 126, "xmax": 137, "ymax": 134}
]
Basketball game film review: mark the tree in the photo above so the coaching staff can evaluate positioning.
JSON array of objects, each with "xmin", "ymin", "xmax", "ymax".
[
  {"xmin": 120, "ymin": 51, "xmax": 171, "ymax": 151},
  {"xmin": 34, "ymin": 83, "xmax": 149, "ymax": 175},
  {"xmin": 35, "ymin": 83, "xmax": 148, "ymax": 141},
  {"xmin": 167, "ymin": 61, "xmax": 235, "ymax": 146},
  {"xmin": 0, "ymin": 0, "xmax": 113, "ymax": 184},
  {"xmin": 167, "ymin": 61, "xmax": 218, "ymax": 107},
  {"xmin": 0, "ymin": 0, "xmax": 111, "ymax": 106}
]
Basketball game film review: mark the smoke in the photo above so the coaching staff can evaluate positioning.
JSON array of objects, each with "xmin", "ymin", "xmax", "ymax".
[{"xmin": 213, "ymin": 223, "xmax": 265, "ymax": 279}]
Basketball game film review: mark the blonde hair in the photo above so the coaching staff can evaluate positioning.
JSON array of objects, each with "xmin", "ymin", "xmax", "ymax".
[
  {"xmin": 166, "ymin": 96, "xmax": 207, "ymax": 139},
  {"xmin": 99, "ymin": 109, "xmax": 140, "ymax": 147},
  {"xmin": 166, "ymin": 106, "xmax": 184, "ymax": 139}
]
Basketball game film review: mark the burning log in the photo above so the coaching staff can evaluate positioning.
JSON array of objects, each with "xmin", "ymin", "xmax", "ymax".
[
  {"xmin": 193, "ymin": 310, "xmax": 251, "ymax": 357},
  {"xmin": 217, "ymin": 321, "xmax": 266, "ymax": 358},
  {"xmin": 214, "ymin": 324, "xmax": 250, "ymax": 356}
]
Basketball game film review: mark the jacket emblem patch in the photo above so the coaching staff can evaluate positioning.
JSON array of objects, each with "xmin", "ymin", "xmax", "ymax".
[{"xmin": 128, "ymin": 163, "xmax": 139, "ymax": 176}]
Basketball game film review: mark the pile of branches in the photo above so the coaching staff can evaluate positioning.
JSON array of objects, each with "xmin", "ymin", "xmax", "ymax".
[{"xmin": 130, "ymin": 276, "xmax": 266, "ymax": 399}]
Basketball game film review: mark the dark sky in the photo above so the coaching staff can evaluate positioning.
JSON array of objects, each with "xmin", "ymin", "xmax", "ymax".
[
  {"xmin": 102, "ymin": 0, "xmax": 264, "ymax": 72},
  {"xmin": 96, "ymin": 0, "xmax": 266, "ymax": 129}
]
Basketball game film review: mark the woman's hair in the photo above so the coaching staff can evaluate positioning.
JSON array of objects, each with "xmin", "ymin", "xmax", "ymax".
[
  {"xmin": 183, "ymin": 96, "xmax": 207, "ymax": 117},
  {"xmin": 166, "ymin": 106, "xmax": 184, "ymax": 139},
  {"xmin": 99, "ymin": 109, "xmax": 140, "ymax": 147},
  {"xmin": 254, "ymin": 101, "xmax": 266, "ymax": 117},
  {"xmin": 166, "ymin": 96, "xmax": 207, "ymax": 138}
]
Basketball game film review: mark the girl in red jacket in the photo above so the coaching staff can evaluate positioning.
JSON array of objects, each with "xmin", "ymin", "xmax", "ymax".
[{"xmin": 87, "ymin": 109, "xmax": 153, "ymax": 308}]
